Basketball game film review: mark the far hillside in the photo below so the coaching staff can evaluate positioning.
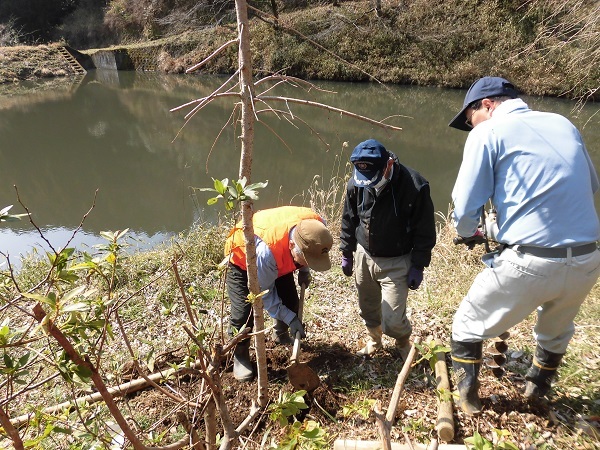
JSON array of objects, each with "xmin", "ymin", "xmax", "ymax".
[{"xmin": 0, "ymin": 0, "xmax": 598, "ymax": 102}]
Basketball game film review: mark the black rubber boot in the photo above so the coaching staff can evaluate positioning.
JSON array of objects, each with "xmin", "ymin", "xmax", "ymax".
[
  {"xmin": 524, "ymin": 345, "xmax": 563, "ymax": 400},
  {"xmin": 451, "ymin": 339, "xmax": 483, "ymax": 416},
  {"xmin": 274, "ymin": 319, "xmax": 294, "ymax": 345},
  {"xmin": 233, "ymin": 339, "xmax": 254, "ymax": 382}
]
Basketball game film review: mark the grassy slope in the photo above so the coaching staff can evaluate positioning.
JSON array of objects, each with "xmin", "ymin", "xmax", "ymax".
[
  {"xmin": 2, "ymin": 1, "xmax": 599, "ymax": 101},
  {"xmin": 4, "ymin": 179, "xmax": 599, "ymax": 448},
  {"xmin": 143, "ymin": 0, "xmax": 598, "ymax": 98}
]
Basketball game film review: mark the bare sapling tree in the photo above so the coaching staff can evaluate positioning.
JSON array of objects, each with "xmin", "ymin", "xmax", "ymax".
[{"xmin": 171, "ymin": 0, "xmax": 402, "ymax": 446}]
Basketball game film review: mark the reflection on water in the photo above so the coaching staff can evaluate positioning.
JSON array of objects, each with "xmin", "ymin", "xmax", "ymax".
[{"xmin": 1, "ymin": 70, "xmax": 598, "ymax": 259}]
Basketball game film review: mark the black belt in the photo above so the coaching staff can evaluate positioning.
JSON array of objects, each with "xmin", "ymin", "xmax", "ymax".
[{"xmin": 508, "ymin": 243, "xmax": 598, "ymax": 258}]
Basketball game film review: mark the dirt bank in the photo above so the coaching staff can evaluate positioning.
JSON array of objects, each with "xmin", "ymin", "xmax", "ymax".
[{"xmin": 0, "ymin": 44, "xmax": 75, "ymax": 84}]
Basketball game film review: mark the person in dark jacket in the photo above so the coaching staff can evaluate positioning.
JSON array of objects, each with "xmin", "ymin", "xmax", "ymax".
[{"xmin": 340, "ymin": 139, "xmax": 436, "ymax": 359}]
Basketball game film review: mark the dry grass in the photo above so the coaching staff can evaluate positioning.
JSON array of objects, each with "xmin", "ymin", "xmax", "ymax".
[{"xmin": 2, "ymin": 159, "xmax": 599, "ymax": 448}]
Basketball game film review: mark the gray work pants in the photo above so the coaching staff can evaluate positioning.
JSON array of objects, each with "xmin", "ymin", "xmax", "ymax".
[
  {"xmin": 453, "ymin": 247, "xmax": 600, "ymax": 353},
  {"xmin": 354, "ymin": 244, "xmax": 412, "ymax": 340}
]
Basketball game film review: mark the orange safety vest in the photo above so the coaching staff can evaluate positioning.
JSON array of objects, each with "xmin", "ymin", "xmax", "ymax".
[{"xmin": 225, "ymin": 206, "xmax": 323, "ymax": 277}]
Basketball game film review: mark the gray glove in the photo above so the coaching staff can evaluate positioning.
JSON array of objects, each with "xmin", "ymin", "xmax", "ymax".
[
  {"xmin": 289, "ymin": 316, "xmax": 306, "ymax": 339},
  {"xmin": 298, "ymin": 270, "xmax": 312, "ymax": 288}
]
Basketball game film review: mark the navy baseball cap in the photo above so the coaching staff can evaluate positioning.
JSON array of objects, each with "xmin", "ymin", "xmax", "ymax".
[
  {"xmin": 449, "ymin": 76, "xmax": 518, "ymax": 131},
  {"xmin": 350, "ymin": 139, "xmax": 390, "ymax": 187}
]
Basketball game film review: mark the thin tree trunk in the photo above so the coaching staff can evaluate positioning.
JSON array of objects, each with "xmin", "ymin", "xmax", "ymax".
[
  {"xmin": 205, "ymin": 398, "xmax": 217, "ymax": 450},
  {"xmin": 32, "ymin": 304, "xmax": 148, "ymax": 450},
  {"xmin": 0, "ymin": 406, "xmax": 23, "ymax": 450},
  {"xmin": 234, "ymin": 0, "xmax": 269, "ymax": 411}
]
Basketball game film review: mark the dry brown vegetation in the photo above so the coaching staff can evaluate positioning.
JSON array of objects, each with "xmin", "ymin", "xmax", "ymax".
[{"xmin": 1, "ymin": 1, "xmax": 599, "ymax": 104}]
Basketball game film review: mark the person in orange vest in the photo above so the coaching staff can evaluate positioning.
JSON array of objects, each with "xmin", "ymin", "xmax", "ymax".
[{"xmin": 224, "ymin": 206, "xmax": 334, "ymax": 381}]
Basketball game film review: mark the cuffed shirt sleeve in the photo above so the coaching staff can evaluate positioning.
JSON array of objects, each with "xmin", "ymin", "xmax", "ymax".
[{"xmin": 255, "ymin": 239, "xmax": 297, "ymax": 325}]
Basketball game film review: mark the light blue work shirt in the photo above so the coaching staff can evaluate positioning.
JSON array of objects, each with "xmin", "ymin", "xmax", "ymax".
[
  {"xmin": 452, "ymin": 98, "xmax": 600, "ymax": 246},
  {"xmin": 255, "ymin": 236, "xmax": 307, "ymax": 325}
]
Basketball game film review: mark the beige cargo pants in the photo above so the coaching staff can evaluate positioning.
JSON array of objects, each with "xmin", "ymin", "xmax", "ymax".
[{"xmin": 354, "ymin": 244, "xmax": 412, "ymax": 341}]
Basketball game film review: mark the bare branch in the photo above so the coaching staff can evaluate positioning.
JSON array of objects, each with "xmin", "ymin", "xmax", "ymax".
[
  {"xmin": 257, "ymin": 96, "xmax": 402, "ymax": 130},
  {"xmin": 255, "ymin": 106, "xmax": 331, "ymax": 150},
  {"xmin": 170, "ymin": 70, "xmax": 240, "ymax": 115},
  {"xmin": 1, "ymin": 369, "xmax": 59, "ymax": 407},
  {"xmin": 32, "ymin": 303, "xmax": 148, "ymax": 449},
  {"xmin": 255, "ymin": 113, "xmax": 294, "ymax": 153},
  {"xmin": 115, "ymin": 311, "xmax": 189, "ymax": 404},
  {"xmin": 172, "ymin": 258, "xmax": 198, "ymax": 328},
  {"xmin": 14, "ymin": 185, "xmax": 57, "ymax": 255},
  {"xmin": 0, "ymin": 406, "xmax": 23, "ymax": 450},
  {"xmin": 171, "ymin": 91, "xmax": 241, "ymax": 143},
  {"xmin": 61, "ymin": 189, "xmax": 98, "ymax": 251},
  {"xmin": 205, "ymin": 104, "xmax": 240, "ymax": 173},
  {"xmin": 256, "ymin": 74, "xmax": 337, "ymax": 95},
  {"xmin": 186, "ymin": 38, "xmax": 239, "ymax": 73}
]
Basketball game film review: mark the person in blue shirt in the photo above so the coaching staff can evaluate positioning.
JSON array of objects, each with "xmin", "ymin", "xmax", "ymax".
[{"xmin": 448, "ymin": 76, "xmax": 600, "ymax": 415}]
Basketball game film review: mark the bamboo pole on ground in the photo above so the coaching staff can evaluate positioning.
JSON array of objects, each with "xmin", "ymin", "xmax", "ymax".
[
  {"xmin": 434, "ymin": 340, "xmax": 455, "ymax": 442},
  {"xmin": 332, "ymin": 442, "xmax": 467, "ymax": 449}
]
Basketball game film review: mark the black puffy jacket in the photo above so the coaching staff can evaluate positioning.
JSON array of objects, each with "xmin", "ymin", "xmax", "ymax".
[{"xmin": 340, "ymin": 152, "xmax": 436, "ymax": 268}]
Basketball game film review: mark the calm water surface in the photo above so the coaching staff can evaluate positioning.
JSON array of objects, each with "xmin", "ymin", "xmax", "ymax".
[{"xmin": 1, "ymin": 70, "xmax": 599, "ymax": 259}]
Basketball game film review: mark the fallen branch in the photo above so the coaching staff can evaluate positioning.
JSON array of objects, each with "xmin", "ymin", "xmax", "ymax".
[
  {"xmin": 386, "ymin": 337, "xmax": 422, "ymax": 425},
  {"xmin": 365, "ymin": 337, "xmax": 422, "ymax": 450},
  {"xmin": 10, "ymin": 353, "xmax": 205, "ymax": 428}
]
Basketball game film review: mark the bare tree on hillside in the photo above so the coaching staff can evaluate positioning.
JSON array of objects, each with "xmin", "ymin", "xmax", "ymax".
[{"xmin": 519, "ymin": 0, "xmax": 599, "ymax": 110}]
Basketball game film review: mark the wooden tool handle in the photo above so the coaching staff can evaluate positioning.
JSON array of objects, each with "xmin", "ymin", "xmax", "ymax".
[
  {"xmin": 290, "ymin": 284, "xmax": 306, "ymax": 364},
  {"xmin": 298, "ymin": 283, "xmax": 306, "ymax": 321}
]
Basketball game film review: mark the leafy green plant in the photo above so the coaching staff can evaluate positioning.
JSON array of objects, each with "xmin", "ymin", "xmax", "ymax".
[
  {"xmin": 401, "ymin": 417, "xmax": 430, "ymax": 442},
  {"xmin": 341, "ymin": 398, "xmax": 376, "ymax": 420},
  {"xmin": 414, "ymin": 340, "xmax": 450, "ymax": 371},
  {"xmin": 0, "ymin": 204, "xmax": 28, "ymax": 223},
  {"xmin": 464, "ymin": 429, "xmax": 519, "ymax": 450},
  {"xmin": 436, "ymin": 387, "xmax": 458, "ymax": 403},
  {"xmin": 271, "ymin": 420, "xmax": 329, "ymax": 450},
  {"xmin": 159, "ymin": 295, "xmax": 178, "ymax": 315},
  {"xmin": 268, "ymin": 390, "xmax": 309, "ymax": 426},
  {"xmin": 267, "ymin": 398, "xmax": 328, "ymax": 449},
  {"xmin": 1, "ymin": 349, "xmax": 30, "ymax": 388},
  {"xmin": 69, "ymin": 229, "xmax": 129, "ymax": 291},
  {"xmin": 196, "ymin": 177, "xmax": 268, "ymax": 211}
]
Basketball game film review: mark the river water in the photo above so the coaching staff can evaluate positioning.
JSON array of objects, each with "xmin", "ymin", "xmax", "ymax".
[{"xmin": 1, "ymin": 70, "xmax": 599, "ymax": 259}]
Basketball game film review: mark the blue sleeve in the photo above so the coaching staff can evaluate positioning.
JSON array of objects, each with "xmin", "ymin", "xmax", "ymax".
[
  {"xmin": 451, "ymin": 128, "xmax": 495, "ymax": 237},
  {"xmin": 582, "ymin": 140, "xmax": 599, "ymax": 194},
  {"xmin": 255, "ymin": 239, "xmax": 297, "ymax": 325}
]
